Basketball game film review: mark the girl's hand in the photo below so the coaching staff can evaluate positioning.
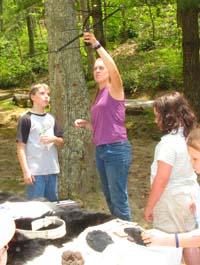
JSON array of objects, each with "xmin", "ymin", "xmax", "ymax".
[
  {"xmin": 142, "ymin": 229, "xmax": 169, "ymax": 246},
  {"xmin": 144, "ymin": 206, "xmax": 153, "ymax": 222}
]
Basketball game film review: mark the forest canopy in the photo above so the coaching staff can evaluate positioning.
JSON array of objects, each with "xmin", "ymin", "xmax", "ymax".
[
  {"xmin": 0, "ymin": 0, "xmax": 199, "ymax": 116},
  {"xmin": 0, "ymin": 0, "xmax": 182, "ymax": 93}
]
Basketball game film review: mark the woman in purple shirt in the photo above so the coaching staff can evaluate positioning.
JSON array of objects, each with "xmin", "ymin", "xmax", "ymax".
[{"xmin": 75, "ymin": 32, "xmax": 132, "ymax": 221}]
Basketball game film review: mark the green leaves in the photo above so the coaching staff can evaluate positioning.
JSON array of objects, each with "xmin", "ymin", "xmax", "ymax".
[{"xmin": 16, "ymin": 0, "xmax": 42, "ymax": 12}]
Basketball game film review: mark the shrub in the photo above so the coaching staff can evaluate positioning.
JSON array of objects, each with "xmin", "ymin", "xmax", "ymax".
[
  {"xmin": 119, "ymin": 47, "xmax": 183, "ymax": 96},
  {"xmin": 137, "ymin": 38, "xmax": 156, "ymax": 52}
]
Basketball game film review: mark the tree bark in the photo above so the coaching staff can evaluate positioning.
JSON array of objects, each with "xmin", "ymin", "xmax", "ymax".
[
  {"xmin": 120, "ymin": 6, "xmax": 128, "ymax": 42},
  {"xmin": 15, "ymin": 37, "xmax": 23, "ymax": 63},
  {"xmin": 145, "ymin": 0, "xmax": 156, "ymax": 40},
  {"xmin": 80, "ymin": 0, "xmax": 95, "ymax": 79},
  {"xmin": 179, "ymin": 8, "xmax": 200, "ymax": 119},
  {"xmin": 26, "ymin": 9, "xmax": 35, "ymax": 56},
  {"xmin": 45, "ymin": 0, "xmax": 97, "ymax": 199},
  {"xmin": 0, "ymin": 0, "xmax": 3, "ymax": 31}
]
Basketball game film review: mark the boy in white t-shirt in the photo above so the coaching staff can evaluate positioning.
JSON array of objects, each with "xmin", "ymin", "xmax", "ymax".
[{"xmin": 16, "ymin": 83, "xmax": 64, "ymax": 201}]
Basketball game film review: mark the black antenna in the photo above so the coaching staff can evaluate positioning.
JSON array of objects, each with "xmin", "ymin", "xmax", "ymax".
[{"xmin": 51, "ymin": 6, "xmax": 123, "ymax": 53}]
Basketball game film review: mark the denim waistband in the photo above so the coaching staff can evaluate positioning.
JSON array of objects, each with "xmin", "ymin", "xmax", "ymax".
[{"xmin": 96, "ymin": 140, "xmax": 129, "ymax": 148}]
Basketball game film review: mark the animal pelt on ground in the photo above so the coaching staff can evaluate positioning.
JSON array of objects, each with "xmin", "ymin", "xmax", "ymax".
[{"xmin": 0, "ymin": 192, "xmax": 113, "ymax": 265}]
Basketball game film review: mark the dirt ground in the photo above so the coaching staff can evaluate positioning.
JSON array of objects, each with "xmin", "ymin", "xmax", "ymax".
[{"xmin": 0, "ymin": 90, "xmax": 159, "ymax": 228}]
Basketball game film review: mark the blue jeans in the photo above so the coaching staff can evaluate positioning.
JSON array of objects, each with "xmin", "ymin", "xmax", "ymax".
[
  {"xmin": 26, "ymin": 174, "xmax": 58, "ymax": 202},
  {"xmin": 96, "ymin": 140, "xmax": 132, "ymax": 221}
]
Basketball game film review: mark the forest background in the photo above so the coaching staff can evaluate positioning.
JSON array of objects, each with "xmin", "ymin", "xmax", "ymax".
[{"xmin": 0, "ymin": 0, "xmax": 200, "ymax": 227}]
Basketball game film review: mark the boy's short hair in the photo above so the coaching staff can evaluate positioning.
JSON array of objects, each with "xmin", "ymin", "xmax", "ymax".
[{"xmin": 29, "ymin": 83, "xmax": 49, "ymax": 105}]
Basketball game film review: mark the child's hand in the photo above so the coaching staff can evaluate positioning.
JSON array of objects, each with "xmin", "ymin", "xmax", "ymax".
[
  {"xmin": 142, "ymin": 229, "xmax": 169, "ymax": 247},
  {"xmin": 23, "ymin": 170, "xmax": 35, "ymax": 185},
  {"xmin": 144, "ymin": 206, "xmax": 153, "ymax": 222},
  {"xmin": 189, "ymin": 201, "xmax": 197, "ymax": 216},
  {"xmin": 40, "ymin": 135, "xmax": 55, "ymax": 144}
]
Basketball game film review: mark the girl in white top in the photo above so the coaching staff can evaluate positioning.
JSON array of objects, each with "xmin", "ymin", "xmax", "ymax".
[
  {"xmin": 143, "ymin": 128, "xmax": 200, "ymax": 260},
  {"xmin": 144, "ymin": 92, "xmax": 200, "ymax": 265}
]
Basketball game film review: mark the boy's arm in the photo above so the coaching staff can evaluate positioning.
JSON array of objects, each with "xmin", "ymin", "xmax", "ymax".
[
  {"xmin": 16, "ymin": 142, "xmax": 34, "ymax": 184},
  {"xmin": 52, "ymin": 136, "xmax": 64, "ymax": 147},
  {"xmin": 54, "ymin": 119, "xmax": 64, "ymax": 146}
]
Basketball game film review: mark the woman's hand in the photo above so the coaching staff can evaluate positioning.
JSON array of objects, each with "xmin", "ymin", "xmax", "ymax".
[
  {"xmin": 83, "ymin": 32, "xmax": 97, "ymax": 47},
  {"xmin": 74, "ymin": 119, "xmax": 92, "ymax": 131}
]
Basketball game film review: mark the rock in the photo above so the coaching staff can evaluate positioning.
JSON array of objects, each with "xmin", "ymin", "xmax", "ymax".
[
  {"xmin": 12, "ymin": 94, "xmax": 31, "ymax": 107},
  {"xmin": 124, "ymin": 227, "xmax": 146, "ymax": 246},
  {"xmin": 86, "ymin": 230, "xmax": 114, "ymax": 252},
  {"xmin": 62, "ymin": 250, "xmax": 84, "ymax": 265}
]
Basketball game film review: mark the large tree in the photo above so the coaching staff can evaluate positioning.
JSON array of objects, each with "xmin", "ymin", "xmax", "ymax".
[
  {"xmin": 177, "ymin": 0, "xmax": 200, "ymax": 119},
  {"xmin": 79, "ymin": 0, "xmax": 95, "ymax": 78},
  {"xmin": 0, "ymin": 0, "xmax": 3, "ymax": 31},
  {"xmin": 91, "ymin": 0, "xmax": 106, "ymax": 47},
  {"xmin": 45, "ymin": 0, "xmax": 97, "ymax": 198},
  {"xmin": 26, "ymin": 8, "xmax": 35, "ymax": 56}
]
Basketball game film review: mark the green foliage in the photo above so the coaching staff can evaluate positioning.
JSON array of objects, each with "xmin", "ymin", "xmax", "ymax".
[
  {"xmin": 0, "ymin": 0, "xmax": 48, "ymax": 87},
  {"xmin": 106, "ymin": 2, "xmax": 180, "ymax": 48},
  {"xmin": 0, "ymin": 0, "xmax": 183, "ymax": 97},
  {"xmin": 0, "ymin": 40, "xmax": 48, "ymax": 87},
  {"xmin": 116, "ymin": 47, "xmax": 183, "ymax": 96},
  {"xmin": 0, "ymin": 99, "xmax": 16, "ymax": 111},
  {"xmin": 16, "ymin": 0, "xmax": 42, "ymax": 11},
  {"xmin": 137, "ymin": 38, "xmax": 156, "ymax": 51}
]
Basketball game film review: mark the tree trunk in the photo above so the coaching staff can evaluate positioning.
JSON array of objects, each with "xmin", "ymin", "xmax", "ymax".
[
  {"xmin": 120, "ymin": 6, "xmax": 128, "ymax": 42},
  {"xmin": 15, "ymin": 37, "xmax": 23, "ymax": 63},
  {"xmin": 45, "ymin": 0, "xmax": 97, "ymax": 199},
  {"xmin": 91, "ymin": 0, "xmax": 106, "ymax": 47},
  {"xmin": 80, "ymin": 0, "xmax": 95, "ymax": 79},
  {"xmin": 179, "ymin": 8, "xmax": 200, "ymax": 119},
  {"xmin": 102, "ymin": 0, "xmax": 107, "ymax": 42},
  {"xmin": 0, "ymin": 0, "xmax": 3, "ymax": 31},
  {"xmin": 145, "ymin": 0, "xmax": 156, "ymax": 40},
  {"xmin": 26, "ymin": 9, "xmax": 35, "ymax": 56}
]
